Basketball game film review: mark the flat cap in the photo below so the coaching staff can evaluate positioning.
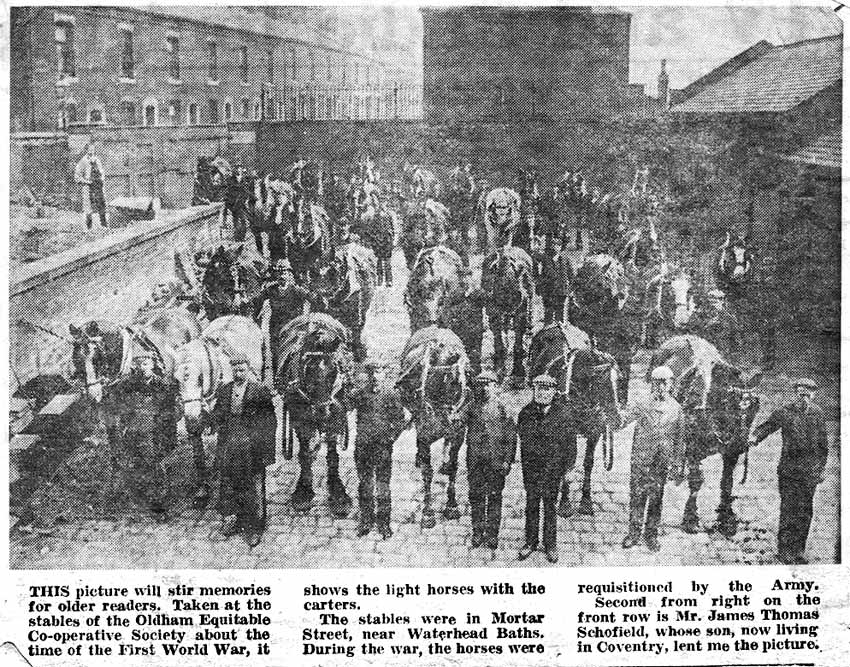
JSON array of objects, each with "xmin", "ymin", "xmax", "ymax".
[
  {"xmin": 650, "ymin": 366, "xmax": 674, "ymax": 381},
  {"xmin": 531, "ymin": 374, "xmax": 557, "ymax": 387},
  {"xmin": 793, "ymin": 378, "xmax": 818, "ymax": 390},
  {"xmin": 229, "ymin": 351, "xmax": 251, "ymax": 366},
  {"xmin": 707, "ymin": 288, "xmax": 726, "ymax": 299},
  {"xmin": 475, "ymin": 370, "xmax": 498, "ymax": 384}
]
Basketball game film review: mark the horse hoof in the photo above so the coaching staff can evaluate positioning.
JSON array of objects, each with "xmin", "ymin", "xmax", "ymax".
[
  {"xmin": 437, "ymin": 462, "xmax": 453, "ymax": 476},
  {"xmin": 681, "ymin": 520, "xmax": 701, "ymax": 534},
  {"xmin": 330, "ymin": 498, "xmax": 352, "ymax": 519},
  {"xmin": 442, "ymin": 505, "xmax": 461, "ymax": 520},
  {"xmin": 291, "ymin": 487, "xmax": 315, "ymax": 512},
  {"xmin": 557, "ymin": 503, "xmax": 574, "ymax": 519},
  {"xmin": 421, "ymin": 510, "xmax": 436, "ymax": 529},
  {"xmin": 577, "ymin": 499, "xmax": 594, "ymax": 515}
]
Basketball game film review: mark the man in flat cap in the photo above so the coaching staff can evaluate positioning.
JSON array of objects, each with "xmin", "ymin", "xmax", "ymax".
[
  {"xmin": 104, "ymin": 350, "xmax": 178, "ymax": 521},
  {"xmin": 225, "ymin": 161, "xmax": 252, "ymax": 242},
  {"xmin": 350, "ymin": 363, "xmax": 410, "ymax": 539},
  {"xmin": 211, "ymin": 352, "xmax": 276, "ymax": 547},
  {"xmin": 620, "ymin": 365, "xmax": 685, "ymax": 552},
  {"xmin": 517, "ymin": 373, "xmax": 576, "ymax": 563},
  {"xmin": 466, "ymin": 370, "xmax": 516, "ymax": 549},
  {"xmin": 749, "ymin": 378, "xmax": 829, "ymax": 564}
]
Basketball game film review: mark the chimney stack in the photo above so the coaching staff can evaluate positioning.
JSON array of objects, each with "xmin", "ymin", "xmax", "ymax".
[{"xmin": 657, "ymin": 59, "xmax": 670, "ymax": 109}]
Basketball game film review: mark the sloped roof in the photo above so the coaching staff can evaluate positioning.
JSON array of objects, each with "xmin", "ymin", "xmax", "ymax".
[
  {"xmin": 781, "ymin": 128, "xmax": 841, "ymax": 169},
  {"xmin": 673, "ymin": 34, "xmax": 842, "ymax": 113}
]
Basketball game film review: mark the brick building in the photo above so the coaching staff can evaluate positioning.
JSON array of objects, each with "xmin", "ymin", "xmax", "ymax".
[
  {"xmin": 421, "ymin": 7, "xmax": 631, "ymax": 123},
  {"xmin": 11, "ymin": 6, "xmax": 421, "ymax": 133}
]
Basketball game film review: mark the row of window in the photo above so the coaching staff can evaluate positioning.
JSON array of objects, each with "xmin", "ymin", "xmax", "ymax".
[
  {"xmin": 60, "ymin": 88, "xmax": 421, "ymax": 128},
  {"xmin": 55, "ymin": 15, "xmax": 385, "ymax": 86}
]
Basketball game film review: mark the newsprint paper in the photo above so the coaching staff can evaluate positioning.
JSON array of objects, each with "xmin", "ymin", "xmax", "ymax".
[{"xmin": 2, "ymin": 1, "xmax": 848, "ymax": 666}]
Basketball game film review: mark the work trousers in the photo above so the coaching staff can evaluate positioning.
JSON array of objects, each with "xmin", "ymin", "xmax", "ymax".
[
  {"xmin": 627, "ymin": 449, "xmax": 667, "ymax": 541},
  {"xmin": 218, "ymin": 470, "xmax": 266, "ymax": 531},
  {"xmin": 355, "ymin": 439, "xmax": 393, "ymax": 525},
  {"xmin": 777, "ymin": 472, "xmax": 817, "ymax": 562},
  {"xmin": 468, "ymin": 458, "xmax": 507, "ymax": 542},
  {"xmin": 524, "ymin": 487, "xmax": 559, "ymax": 550}
]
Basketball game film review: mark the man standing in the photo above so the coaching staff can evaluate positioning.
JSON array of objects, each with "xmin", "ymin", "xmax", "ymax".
[
  {"xmin": 350, "ymin": 364, "xmax": 410, "ymax": 539},
  {"xmin": 517, "ymin": 374, "xmax": 576, "ymax": 563},
  {"xmin": 74, "ymin": 143, "xmax": 108, "ymax": 229},
  {"xmin": 104, "ymin": 350, "xmax": 178, "ymax": 521},
  {"xmin": 224, "ymin": 162, "xmax": 252, "ymax": 242},
  {"xmin": 689, "ymin": 288, "xmax": 740, "ymax": 362},
  {"xmin": 749, "ymin": 378, "xmax": 829, "ymax": 564},
  {"xmin": 466, "ymin": 370, "xmax": 516, "ymax": 549},
  {"xmin": 211, "ymin": 353, "xmax": 276, "ymax": 547},
  {"xmin": 621, "ymin": 366, "xmax": 685, "ymax": 552}
]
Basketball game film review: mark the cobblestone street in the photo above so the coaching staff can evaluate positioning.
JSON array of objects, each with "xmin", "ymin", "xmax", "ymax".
[{"xmin": 10, "ymin": 250, "xmax": 841, "ymax": 569}]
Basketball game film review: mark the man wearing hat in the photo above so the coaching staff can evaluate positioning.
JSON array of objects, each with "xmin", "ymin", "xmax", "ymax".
[
  {"xmin": 254, "ymin": 259, "xmax": 313, "ymax": 372},
  {"xmin": 517, "ymin": 373, "xmax": 576, "ymax": 563},
  {"xmin": 465, "ymin": 370, "xmax": 516, "ymax": 549},
  {"xmin": 688, "ymin": 288, "xmax": 740, "ymax": 362},
  {"xmin": 211, "ymin": 352, "xmax": 276, "ymax": 547},
  {"xmin": 104, "ymin": 350, "xmax": 178, "ymax": 521},
  {"xmin": 749, "ymin": 378, "xmax": 829, "ymax": 564},
  {"xmin": 224, "ymin": 162, "xmax": 251, "ymax": 242},
  {"xmin": 620, "ymin": 365, "xmax": 685, "ymax": 552},
  {"xmin": 350, "ymin": 363, "xmax": 410, "ymax": 539}
]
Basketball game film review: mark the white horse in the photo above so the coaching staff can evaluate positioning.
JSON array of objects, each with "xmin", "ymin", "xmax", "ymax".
[{"xmin": 481, "ymin": 187, "xmax": 521, "ymax": 252}]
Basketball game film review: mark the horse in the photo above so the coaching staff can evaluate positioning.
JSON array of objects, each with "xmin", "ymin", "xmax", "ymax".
[
  {"xmin": 482, "ymin": 245, "xmax": 535, "ymax": 387},
  {"xmin": 516, "ymin": 169, "xmax": 540, "ymax": 252},
  {"xmin": 174, "ymin": 315, "xmax": 264, "ymax": 505},
  {"xmin": 274, "ymin": 313, "xmax": 354, "ymax": 517},
  {"xmin": 481, "ymin": 187, "xmax": 522, "ymax": 253},
  {"xmin": 397, "ymin": 326, "xmax": 469, "ymax": 527},
  {"xmin": 648, "ymin": 335, "xmax": 762, "ymax": 536},
  {"xmin": 262, "ymin": 176, "xmax": 297, "ymax": 262},
  {"xmin": 527, "ymin": 323, "xmax": 621, "ymax": 516},
  {"xmin": 403, "ymin": 163, "xmax": 441, "ymax": 201},
  {"xmin": 400, "ymin": 197, "xmax": 450, "ymax": 269},
  {"xmin": 715, "ymin": 231, "xmax": 755, "ymax": 299},
  {"xmin": 404, "ymin": 245, "xmax": 466, "ymax": 333},
  {"xmin": 311, "ymin": 241, "xmax": 377, "ymax": 362},
  {"xmin": 641, "ymin": 268, "xmax": 698, "ymax": 348},
  {"xmin": 201, "ymin": 243, "xmax": 267, "ymax": 321},
  {"xmin": 69, "ymin": 307, "xmax": 202, "ymax": 405},
  {"xmin": 570, "ymin": 253, "xmax": 635, "ymax": 402},
  {"xmin": 288, "ymin": 194, "xmax": 334, "ymax": 283}
]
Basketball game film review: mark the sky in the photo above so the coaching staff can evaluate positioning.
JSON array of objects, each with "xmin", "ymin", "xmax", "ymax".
[{"xmin": 627, "ymin": 6, "xmax": 842, "ymax": 96}]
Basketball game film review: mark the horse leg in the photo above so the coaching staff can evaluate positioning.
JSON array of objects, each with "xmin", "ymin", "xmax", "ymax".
[
  {"xmin": 616, "ymin": 346, "xmax": 632, "ymax": 405},
  {"xmin": 491, "ymin": 318, "xmax": 506, "ymax": 381},
  {"xmin": 376, "ymin": 257, "xmax": 385, "ymax": 287},
  {"xmin": 510, "ymin": 312, "xmax": 528, "ymax": 388},
  {"xmin": 682, "ymin": 451, "xmax": 705, "ymax": 533},
  {"xmin": 327, "ymin": 432, "xmax": 352, "ymax": 519},
  {"xmin": 557, "ymin": 476, "xmax": 573, "ymax": 518},
  {"xmin": 291, "ymin": 421, "xmax": 316, "ymax": 510},
  {"xmin": 187, "ymin": 428, "xmax": 210, "ymax": 508},
  {"xmin": 383, "ymin": 255, "xmax": 393, "ymax": 288},
  {"xmin": 419, "ymin": 435, "xmax": 437, "ymax": 529},
  {"xmin": 440, "ymin": 431, "xmax": 462, "ymax": 520},
  {"xmin": 715, "ymin": 451, "xmax": 741, "ymax": 537},
  {"xmin": 578, "ymin": 433, "xmax": 598, "ymax": 515}
]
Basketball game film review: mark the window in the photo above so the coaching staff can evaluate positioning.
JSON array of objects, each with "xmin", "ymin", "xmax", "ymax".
[
  {"xmin": 187, "ymin": 102, "xmax": 198, "ymax": 126},
  {"xmin": 208, "ymin": 99, "xmax": 219, "ymax": 124},
  {"xmin": 88, "ymin": 106, "xmax": 104, "ymax": 124},
  {"xmin": 208, "ymin": 41, "xmax": 218, "ymax": 81},
  {"xmin": 120, "ymin": 100, "xmax": 136, "ymax": 126},
  {"xmin": 120, "ymin": 28, "xmax": 134, "ymax": 79},
  {"xmin": 267, "ymin": 49, "xmax": 274, "ymax": 83},
  {"xmin": 144, "ymin": 101, "xmax": 157, "ymax": 126},
  {"xmin": 55, "ymin": 20, "xmax": 76, "ymax": 77},
  {"xmin": 168, "ymin": 100, "xmax": 181, "ymax": 125},
  {"xmin": 64, "ymin": 101, "xmax": 78, "ymax": 126},
  {"xmin": 241, "ymin": 98, "xmax": 250, "ymax": 119},
  {"xmin": 240, "ymin": 46, "xmax": 249, "ymax": 83},
  {"xmin": 167, "ymin": 35, "xmax": 180, "ymax": 80},
  {"xmin": 224, "ymin": 100, "xmax": 232, "ymax": 121}
]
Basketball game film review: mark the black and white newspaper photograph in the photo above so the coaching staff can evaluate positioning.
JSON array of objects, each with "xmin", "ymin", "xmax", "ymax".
[{"xmin": 1, "ymin": 2, "xmax": 847, "ymax": 666}]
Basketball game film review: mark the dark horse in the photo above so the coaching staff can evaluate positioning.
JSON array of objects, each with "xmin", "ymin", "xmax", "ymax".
[
  {"xmin": 311, "ymin": 241, "xmax": 377, "ymax": 362},
  {"xmin": 648, "ymin": 335, "xmax": 761, "ymax": 536},
  {"xmin": 570, "ymin": 253, "xmax": 635, "ymax": 403},
  {"xmin": 275, "ymin": 313, "xmax": 353, "ymax": 517},
  {"xmin": 482, "ymin": 245, "xmax": 535, "ymax": 387},
  {"xmin": 400, "ymin": 197, "xmax": 450, "ymax": 269},
  {"xmin": 516, "ymin": 168, "xmax": 540, "ymax": 253},
  {"xmin": 287, "ymin": 194, "xmax": 333, "ymax": 283},
  {"xmin": 201, "ymin": 243, "xmax": 267, "ymax": 321},
  {"xmin": 528, "ymin": 323, "xmax": 621, "ymax": 516},
  {"xmin": 404, "ymin": 245, "xmax": 466, "ymax": 333},
  {"xmin": 397, "ymin": 326, "xmax": 469, "ymax": 527}
]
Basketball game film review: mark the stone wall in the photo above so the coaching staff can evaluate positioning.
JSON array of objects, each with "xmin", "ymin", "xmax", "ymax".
[{"xmin": 9, "ymin": 204, "xmax": 223, "ymax": 390}]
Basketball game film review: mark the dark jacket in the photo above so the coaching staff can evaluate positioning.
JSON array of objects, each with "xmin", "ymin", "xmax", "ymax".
[
  {"xmin": 254, "ymin": 281, "xmax": 312, "ymax": 335},
  {"xmin": 752, "ymin": 402, "xmax": 829, "ymax": 481},
  {"xmin": 213, "ymin": 381, "xmax": 277, "ymax": 469},
  {"xmin": 466, "ymin": 391, "xmax": 516, "ymax": 468},
  {"xmin": 517, "ymin": 397, "xmax": 576, "ymax": 493},
  {"xmin": 225, "ymin": 174, "xmax": 251, "ymax": 208},
  {"xmin": 105, "ymin": 372, "xmax": 178, "ymax": 454},
  {"xmin": 351, "ymin": 385, "xmax": 409, "ymax": 446}
]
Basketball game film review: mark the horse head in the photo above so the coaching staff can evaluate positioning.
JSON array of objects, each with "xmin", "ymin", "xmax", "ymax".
[
  {"xmin": 705, "ymin": 362, "xmax": 762, "ymax": 452},
  {"xmin": 298, "ymin": 329, "xmax": 345, "ymax": 420},
  {"xmin": 174, "ymin": 339, "xmax": 214, "ymax": 428},
  {"xmin": 668, "ymin": 270, "xmax": 696, "ymax": 329},
  {"xmin": 69, "ymin": 320, "xmax": 128, "ymax": 402},
  {"xmin": 717, "ymin": 232, "xmax": 754, "ymax": 285}
]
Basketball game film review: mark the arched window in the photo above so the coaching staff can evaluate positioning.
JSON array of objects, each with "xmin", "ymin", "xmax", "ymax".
[
  {"xmin": 120, "ymin": 99, "xmax": 136, "ymax": 126},
  {"xmin": 224, "ymin": 98, "xmax": 233, "ymax": 122},
  {"xmin": 62, "ymin": 98, "xmax": 79, "ymax": 127},
  {"xmin": 142, "ymin": 97, "xmax": 158, "ymax": 126},
  {"xmin": 241, "ymin": 98, "xmax": 250, "ymax": 119},
  {"xmin": 88, "ymin": 103, "xmax": 106, "ymax": 125},
  {"xmin": 187, "ymin": 101, "xmax": 198, "ymax": 126},
  {"xmin": 167, "ymin": 100, "xmax": 181, "ymax": 125}
]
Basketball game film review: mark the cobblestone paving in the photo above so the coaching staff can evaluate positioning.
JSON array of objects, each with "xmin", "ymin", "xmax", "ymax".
[{"xmin": 10, "ymin": 250, "xmax": 841, "ymax": 569}]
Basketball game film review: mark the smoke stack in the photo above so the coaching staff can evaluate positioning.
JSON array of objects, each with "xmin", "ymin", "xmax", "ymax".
[{"xmin": 657, "ymin": 59, "xmax": 670, "ymax": 109}]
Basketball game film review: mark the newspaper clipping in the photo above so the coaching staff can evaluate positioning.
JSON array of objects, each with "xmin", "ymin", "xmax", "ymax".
[{"xmin": 3, "ymin": 2, "xmax": 847, "ymax": 666}]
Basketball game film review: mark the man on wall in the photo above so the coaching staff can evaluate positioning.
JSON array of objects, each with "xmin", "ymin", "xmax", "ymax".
[{"xmin": 74, "ymin": 142, "xmax": 108, "ymax": 229}]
